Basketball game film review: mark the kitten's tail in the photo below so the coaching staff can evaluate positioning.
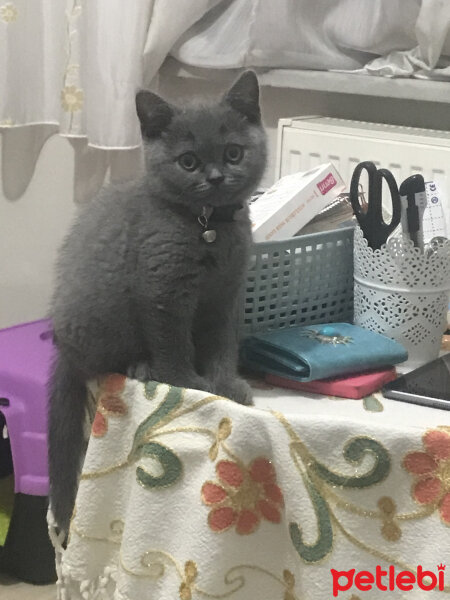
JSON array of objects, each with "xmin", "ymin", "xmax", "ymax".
[{"xmin": 48, "ymin": 352, "xmax": 87, "ymax": 533}]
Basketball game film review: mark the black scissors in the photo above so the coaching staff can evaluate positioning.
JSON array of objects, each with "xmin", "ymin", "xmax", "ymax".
[{"xmin": 350, "ymin": 161, "xmax": 402, "ymax": 250}]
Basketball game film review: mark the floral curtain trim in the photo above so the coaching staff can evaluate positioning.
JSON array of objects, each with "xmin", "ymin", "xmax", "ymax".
[{"xmin": 0, "ymin": 3, "xmax": 18, "ymax": 23}]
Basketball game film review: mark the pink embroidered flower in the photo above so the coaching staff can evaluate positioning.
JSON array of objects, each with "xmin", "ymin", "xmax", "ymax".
[
  {"xmin": 201, "ymin": 457, "xmax": 284, "ymax": 535},
  {"xmin": 403, "ymin": 428, "xmax": 450, "ymax": 524},
  {"xmin": 92, "ymin": 374, "xmax": 127, "ymax": 437}
]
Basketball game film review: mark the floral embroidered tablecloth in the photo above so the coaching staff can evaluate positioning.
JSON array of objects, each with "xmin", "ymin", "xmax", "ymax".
[{"xmin": 51, "ymin": 374, "xmax": 450, "ymax": 600}]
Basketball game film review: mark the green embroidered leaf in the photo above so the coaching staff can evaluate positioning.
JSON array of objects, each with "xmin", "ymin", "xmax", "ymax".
[
  {"xmin": 144, "ymin": 381, "xmax": 160, "ymax": 399},
  {"xmin": 127, "ymin": 386, "xmax": 183, "ymax": 491},
  {"xmin": 136, "ymin": 442, "xmax": 182, "ymax": 489},
  {"xmin": 130, "ymin": 385, "xmax": 183, "ymax": 458},
  {"xmin": 311, "ymin": 436, "xmax": 391, "ymax": 488},
  {"xmin": 363, "ymin": 395, "xmax": 384, "ymax": 412},
  {"xmin": 289, "ymin": 476, "xmax": 333, "ymax": 563}
]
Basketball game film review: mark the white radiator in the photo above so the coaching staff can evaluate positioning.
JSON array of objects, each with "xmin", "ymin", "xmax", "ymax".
[{"xmin": 276, "ymin": 116, "xmax": 450, "ymax": 232}]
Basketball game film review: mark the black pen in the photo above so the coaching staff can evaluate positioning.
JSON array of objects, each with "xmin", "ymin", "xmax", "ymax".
[{"xmin": 399, "ymin": 174, "xmax": 426, "ymax": 252}]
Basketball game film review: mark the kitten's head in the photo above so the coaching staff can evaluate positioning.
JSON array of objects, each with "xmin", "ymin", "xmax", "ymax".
[{"xmin": 136, "ymin": 71, "xmax": 266, "ymax": 210}]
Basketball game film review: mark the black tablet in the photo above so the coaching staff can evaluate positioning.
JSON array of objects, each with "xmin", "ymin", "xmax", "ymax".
[{"xmin": 382, "ymin": 353, "xmax": 450, "ymax": 410}]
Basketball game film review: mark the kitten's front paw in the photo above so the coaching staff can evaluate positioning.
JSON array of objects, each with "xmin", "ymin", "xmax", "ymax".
[
  {"xmin": 181, "ymin": 375, "xmax": 213, "ymax": 394},
  {"xmin": 151, "ymin": 370, "xmax": 212, "ymax": 393},
  {"xmin": 214, "ymin": 377, "xmax": 253, "ymax": 406},
  {"xmin": 127, "ymin": 361, "xmax": 153, "ymax": 382}
]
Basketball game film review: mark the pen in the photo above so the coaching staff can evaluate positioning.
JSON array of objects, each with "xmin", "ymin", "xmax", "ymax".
[{"xmin": 399, "ymin": 174, "xmax": 427, "ymax": 253}]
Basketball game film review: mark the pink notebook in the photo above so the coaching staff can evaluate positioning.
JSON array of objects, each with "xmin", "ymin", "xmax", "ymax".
[{"xmin": 266, "ymin": 368, "xmax": 397, "ymax": 399}]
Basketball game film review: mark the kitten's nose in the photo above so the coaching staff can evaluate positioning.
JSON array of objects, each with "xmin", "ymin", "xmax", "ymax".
[{"xmin": 206, "ymin": 168, "xmax": 225, "ymax": 186}]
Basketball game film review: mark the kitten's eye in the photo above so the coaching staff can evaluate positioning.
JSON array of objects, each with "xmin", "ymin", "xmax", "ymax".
[
  {"xmin": 224, "ymin": 144, "xmax": 244, "ymax": 164},
  {"xmin": 178, "ymin": 152, "xmax": 200, "ymax": 172}
]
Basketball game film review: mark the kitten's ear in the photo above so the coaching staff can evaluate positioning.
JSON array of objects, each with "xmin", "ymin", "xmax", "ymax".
[
  {"xmin": 135, "ymin": 90, "xmax": 174, "ymax": 138},
  {"xmin": 224, "ymin": 70, "xmax": 261, "ymax": 124}
]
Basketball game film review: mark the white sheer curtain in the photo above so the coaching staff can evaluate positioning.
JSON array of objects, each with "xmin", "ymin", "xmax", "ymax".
[
  {"xmin": 350, "ymin": 0, "xmax": 450, "ymax": 79},
  {"xmin": 0, "ymin": 0, "xmax": 220, "ymax": 203},
  {"xmin": 2, "ymin": 0, "xmax": 450, "ymax": 203},
  {"xmin": 172, "ymin": 0, "xmax": 450, "ymax": 79}
]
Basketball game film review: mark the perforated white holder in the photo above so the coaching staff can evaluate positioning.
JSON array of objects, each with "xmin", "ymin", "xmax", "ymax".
[{"xmin": 353, "ymin": 225, "xmax": 450, "ymax": 367}]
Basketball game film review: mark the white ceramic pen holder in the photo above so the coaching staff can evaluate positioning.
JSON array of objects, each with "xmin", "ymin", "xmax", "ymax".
[{"xmin": 353, "ymin": 225, "xmax": 450, "ymax": 367}]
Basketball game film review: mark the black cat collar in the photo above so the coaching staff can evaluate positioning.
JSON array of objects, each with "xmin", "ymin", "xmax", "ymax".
[{"xmin": 198, "ymin": 203, "xmax": 243, "ymax": 243}]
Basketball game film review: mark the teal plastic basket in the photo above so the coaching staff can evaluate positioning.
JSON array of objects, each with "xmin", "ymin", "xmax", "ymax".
[{"xmin": 239, "ymin": 227, "xmax": 354, "ymax": 337}]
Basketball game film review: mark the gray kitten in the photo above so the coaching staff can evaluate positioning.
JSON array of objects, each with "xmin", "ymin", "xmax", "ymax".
[{"xmin": 48, "ymin": 71, "xmax": 267, "ymax": 531}]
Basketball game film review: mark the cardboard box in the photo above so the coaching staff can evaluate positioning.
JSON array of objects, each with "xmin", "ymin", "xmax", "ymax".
[{"xmin": 249, "ymin": 163, "xmax": 345, "ymax": 243}]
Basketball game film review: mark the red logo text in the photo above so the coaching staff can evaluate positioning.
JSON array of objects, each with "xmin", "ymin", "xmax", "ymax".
[
  {"xmin": 331, "ymin": 565, "xmax": 445, "ymax": 596},
  {"xmin": 317, "ymin": 173, "xmax": 337, "ymax": 195}
]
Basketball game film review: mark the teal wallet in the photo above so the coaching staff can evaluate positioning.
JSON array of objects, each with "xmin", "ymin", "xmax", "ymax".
[{"xmin": 240, "ymin": 323, "xmax": 408, "ymax": 382}]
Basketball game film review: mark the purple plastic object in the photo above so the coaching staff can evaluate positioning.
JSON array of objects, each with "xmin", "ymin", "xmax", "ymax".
[{"xmin": 0, "ymin": 319, "xmax": 55, "ymax": 496}]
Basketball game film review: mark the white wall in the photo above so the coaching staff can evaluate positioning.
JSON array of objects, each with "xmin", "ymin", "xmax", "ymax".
[
  {"xmin": 1, "ymin": 81, "xmax": 449, "ymax": 329},
  {"xmin": 0, "ymin": 134, "xmax": 76, "ymax": 328}
]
